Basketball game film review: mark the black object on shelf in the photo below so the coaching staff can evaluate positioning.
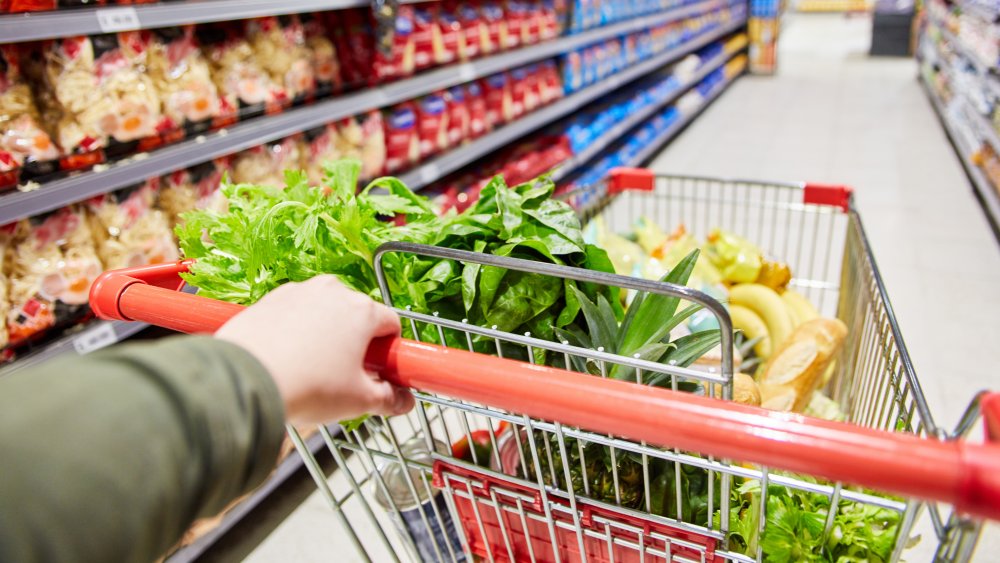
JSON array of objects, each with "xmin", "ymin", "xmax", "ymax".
[{"xmin": 870, "ymin": 0, "xmax": 914, "ymax": 57}]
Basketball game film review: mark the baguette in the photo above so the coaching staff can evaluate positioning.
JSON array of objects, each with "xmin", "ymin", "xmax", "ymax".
[{"xmin": 758, "ymin": 318, "xmax": 847, "ymax": 412}]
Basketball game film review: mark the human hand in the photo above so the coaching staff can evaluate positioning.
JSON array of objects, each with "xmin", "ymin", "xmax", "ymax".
[{"xmin": 215, "ymin": 276, "xmax": 415, "ymax": 425}]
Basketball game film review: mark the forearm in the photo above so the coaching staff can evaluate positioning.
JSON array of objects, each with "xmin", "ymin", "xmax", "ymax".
[{"xmin": 0, "ymin": 335, "xmax": 285, "ymax": 563}]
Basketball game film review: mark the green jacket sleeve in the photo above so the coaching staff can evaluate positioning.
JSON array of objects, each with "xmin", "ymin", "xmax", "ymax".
[{"xmin": 0, "ymin": 335, "xmax": 286, "ymax": 563}]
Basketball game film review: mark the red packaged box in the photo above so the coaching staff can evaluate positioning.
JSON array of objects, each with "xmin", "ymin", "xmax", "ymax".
[
  {"xmin": 416, "ymin": 92, "xmax": 449, "ymax": 159},
  {"xmin": 411, "ymin": 3, "xmax": 441, "ymax": 71},
  {"xmin": 301, "ymin": 13, "xmax": 342, "ymax": 95},
  {"xmin": 480, "ymin": 72, "xmax": 513, "ymax": 130},
  {"xmin": 455, "ymin": 2, "xmax": 486, "ymax": 60},
  {"xmin": 504, "ymin": 0, "xmax": 525, "ymax": 50},
  {"xmin": 0, "ymin": 44, "xmax": 61, "ymax": 187},
  {"xmin": 444, "ymin": 85, "xmax": 470, "ymax": 148},
  {"xmin": 464, "ymin": 82, "xmax": 489, "ymax": 139},
  {"xmin": 437, "ymin": 3, "xmax": 464, "ymax": 64},
  {"xmin": 480, "ymin": 1, "xmax": 508, "ymax": 55},
  {"xmin": 383, "ymin": 103, "xmax": 419, "ymax": 173}
]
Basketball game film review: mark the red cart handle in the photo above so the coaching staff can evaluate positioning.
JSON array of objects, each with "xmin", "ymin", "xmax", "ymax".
[{"xmin": 90, "ymin": 262, "xmax": 1000, "ymax": 522}]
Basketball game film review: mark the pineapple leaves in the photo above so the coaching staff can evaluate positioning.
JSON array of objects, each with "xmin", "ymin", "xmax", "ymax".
[{"xmin": 618, "ymin": 249, "xmax": 701, "ymax": 355}]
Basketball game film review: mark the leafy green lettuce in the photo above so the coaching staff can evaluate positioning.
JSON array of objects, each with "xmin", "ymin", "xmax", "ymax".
[
  {"xmin": 716, "ymin": 477, "xmax": 904, "ymax": 562},
  {"xmin": 177, "ymin": 159, "xmax": 615, "ymax": 350}
]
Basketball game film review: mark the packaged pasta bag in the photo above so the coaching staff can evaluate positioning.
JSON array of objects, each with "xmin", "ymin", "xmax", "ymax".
[
  {"xmin": 509, "ymin": 66, "xmax": 536, "ymax": 118},
  {"xmin": 0, "ymin": 45, "xmax": 60, "ymax": 186},
  {"xmin": 465, "ymin": 81, "xmax": 489, "ymax": 139},
  {"xmin": 86, "ymin": 178, "xmax": 179, "ymax": 271},
  {"xmin": 232, "ymin": 136, "xmax": 303, "ymax": 187},
  {"xmin": 334, "ymin": 114, "xmax": 364, "ymax": 162},
  {"xmin": 358, "ymin": 110, "xmax": 386, "ymax": 180},
  {"xmin": 1, "ymin": 0, "xmax": 109, "ymax": 12},
  {"xmin": 501, "ymin": 0, "xmax": 523, "ymax": 49},
  {"xmin": 146, "ymin": 26, "xmax": 221, "ymax": 138},
  {"xmin": 198, "ymin": 23, "xmax": 282, "ymax": 120},
  {"xmin": 480, "ymin": 72, "xmax": 513, "ymax": 129},
  {"xmin": 481, "ymin": 1, "xmax": 509, "ymax": 54},
  {"xmin": 327, "ymin": 9, "xmax": 373, "ymax": 89},
  {"xmin": 159, "ymin": 157, "xmax": 230, "ymax": 228},
  {"xmin": 301, "ymin": 124, "xmax": 343, "ymax": 185},
  {"xmin": 0, "ymin": 225, "xmax": 12, "ymax": 350},
  {"xmin": 444, "ymin": 85, "xmax": 470, "ymax": 148},
  {"xmin": 301, "ymin": 13, "xmax": 342, "ymax": 95},
  {"xmin": 437, "ymin": 4, "xmax": 464, "ymax": 64},
  {"xmin": 415, "ymin": 92, "xmax": 449, "ymax": 159},
  {"xmin": 539, "ymin": 0, "xmax": 561, "ymax": 40},
  {"xmin": 372, "ymin": 4, "xmax": 416, "ymax": 82},
  {"xmin": 6, "ymin": 206, "xmax": 102, "ymax": 347},
  {"xmin": 246, "ymin": 16, "xmax": 315, "ymax": 104},
  {"xmin": 383, "ymin": 103, "xmax": 419, "ymax": 174},
  {"xmin": 454, "ymin": 1, "xmax": 486, "ymax": 60},
  {"xmin": 412, "ymin": 3, "xmax": 444, "ymax": 70},
  {"xmin": 39, "ymin": 33, "xmax": 162, "ymax": 159}
]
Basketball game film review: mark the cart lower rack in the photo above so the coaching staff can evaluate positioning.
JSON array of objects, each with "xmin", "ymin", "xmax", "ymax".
[{"xmin": 91, "ymin": 169, "xmax": 1000, "ymax": 562}]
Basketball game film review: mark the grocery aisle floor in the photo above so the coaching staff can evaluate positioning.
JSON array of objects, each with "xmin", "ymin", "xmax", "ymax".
[
  {"xmin": 649, "ymin": 12, "xmax": 1000, "ymax": 559},
  {"xmin": 240, "ymin": 14, "xmax": 1000, "ymax": 562}
]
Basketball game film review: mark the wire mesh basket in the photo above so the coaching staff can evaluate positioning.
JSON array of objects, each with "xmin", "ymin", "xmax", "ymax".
[{"xmin": 90, "ymin": 169, "xmax": 999, "ymax": 562}]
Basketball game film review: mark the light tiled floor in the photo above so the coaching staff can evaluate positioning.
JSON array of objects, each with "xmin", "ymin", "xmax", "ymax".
[
  {"xmin": 244, "ymin": 13, "xmax": 1000, "ymax": 561},
  {"xmin": 650, "ymin": 12, "xmax": 1000, "ymax": 559}
]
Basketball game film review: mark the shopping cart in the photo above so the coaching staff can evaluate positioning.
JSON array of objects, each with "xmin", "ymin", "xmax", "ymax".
[{"xmin": 89, "ymin": 169, "xmax": 1000, "ymax": 563}]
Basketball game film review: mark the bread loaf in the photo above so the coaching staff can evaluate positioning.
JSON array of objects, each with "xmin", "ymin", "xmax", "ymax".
[
  {"xmin": 759, "ymin": 318, "xmax": 847, "ymax": 412},
  {"xmin": 714, "ymin": 372, "xmax": 761, "ymax": 406}
]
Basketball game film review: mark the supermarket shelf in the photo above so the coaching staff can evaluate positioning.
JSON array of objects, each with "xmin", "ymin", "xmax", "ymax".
[
  {"xmin": 0, "ymin": 0, "xmax": 729, "ymax": 224},
  {"xmin": 957, "ymin": 0, "xmax": 999, "ymax": 25},
  {"xmin": 551, "ymin": 47, "xmax": 738, "ymax": 182},
  {"xmin": 0, "ymin": 282, "xmax": 203, "ymax": 375},
  {"xmin": 0, "ymin": 319, "xmax": 149, "ymax": 377},
  {"xmin": 628, "ymin": 72, "xmax": 737, "ymax": 166},
  {"xmin": 929, "ymin": 18, "xmax": 1000, "ymax": 98},
  {"xmin": 399, "ymin": 17, "xmax": 746, "ymax": 188},
  {"xmin": 921, "ymin": 75, "xmax": 1000, "ymax": 240},
  {"xmin": 166, "ymin": 426, "xmax": 336, "ymax": 563},
  {"xmin": 0, "ymin": 0, "xmax": 383, "ymax": 44}
]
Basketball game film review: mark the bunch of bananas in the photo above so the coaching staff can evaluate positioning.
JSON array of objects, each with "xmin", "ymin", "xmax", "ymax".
[{"xmin": 728, "ymin": 284, "xmax": 819, "ymax": 363}]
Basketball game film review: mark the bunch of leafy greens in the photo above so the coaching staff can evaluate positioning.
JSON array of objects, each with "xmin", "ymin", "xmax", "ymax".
[
  {"xmin": 177, "ymin": 160, "xmax": 615, "ymax": 335},
  {"xmin": 177, "ymin": 160, "xmax": 627, "ymax": 429},
  {"xmin": 716, "ymin": 477, "xmax": 903, "ymax": 562}
]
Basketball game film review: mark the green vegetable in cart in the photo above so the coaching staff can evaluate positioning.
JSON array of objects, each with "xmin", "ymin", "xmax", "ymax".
[
  {"xmin": 704, "ymin": 228, "xmax": 764, "ymax": 284},
  {"xmin": 176, "ymin": 159, "xmax": 617, "ymax": 429},
  {"xmin": 718, "ymin": 477, "xmax": 906, "ymax": 563},
  {"xmin": 527, "ymin": 249, "xmax": 723, "ymax": 514}
]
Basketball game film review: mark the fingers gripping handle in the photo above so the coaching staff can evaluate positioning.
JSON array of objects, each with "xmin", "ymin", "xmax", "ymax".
[{"xmin": 91, "ymin": 264, "xmax": 1000, "ymax": 521}]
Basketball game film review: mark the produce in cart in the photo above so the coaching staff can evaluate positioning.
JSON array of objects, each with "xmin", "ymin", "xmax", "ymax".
[{"xmin": 177, "ymin": 159, "xmax": 626, "ymax": 423}]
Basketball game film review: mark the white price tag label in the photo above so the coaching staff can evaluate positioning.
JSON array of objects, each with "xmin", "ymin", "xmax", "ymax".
[
  {"xmin": 419, "ymin": 163, "xmax": 440, "ymax": 185},
  {"xmin": 458, "ymin": 63, "xmax": 476, "ymax": 83},
  {"xmin": 73, "ymin": 323, "xmax": 118, "ymax": 355},
  {"xmin": 96, "ymin": 7, "xmax": 140, "ymax": 33}
]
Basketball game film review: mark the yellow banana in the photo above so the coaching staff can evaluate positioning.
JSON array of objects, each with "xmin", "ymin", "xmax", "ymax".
[
  {"xmin": 729, "ymin": 283, "xmax": 794, "ymax": 351},
  {"xmin": 781, "ymin": 290, "xmax": 820, "ymax": 327},
  {"xmin": 730, "ymin": 304, "xmax": 772, "ymax": 358}
]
